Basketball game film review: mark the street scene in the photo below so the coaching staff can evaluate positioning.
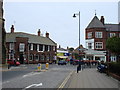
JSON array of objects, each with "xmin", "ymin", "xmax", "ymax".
[{"xmin": 0, "ymin": 0, "xmax": 120, "ymax": 90}]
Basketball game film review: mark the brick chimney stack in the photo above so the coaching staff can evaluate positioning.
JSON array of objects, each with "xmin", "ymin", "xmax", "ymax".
[
  {"xmin": 11, "ymin": 25, "xmax": 14, "ymax": 33},
  {"xmin": 38, "ymin": 29, "xmax": 41, "ymax": 36},
  {"xmin": 100, "ymin": 16, "xmax": 105, "ymax": 25},
  {"xmin": 46, "ymin": 32, "xmax": 49, "ymax": 38}
]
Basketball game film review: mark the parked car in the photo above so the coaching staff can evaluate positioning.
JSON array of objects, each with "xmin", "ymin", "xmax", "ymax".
[
  {"xmin": 7, "ymin": 59, "xmax": 20, "ymax": 66},
  {"xmin": 97, "ymin": 64, "xmax": 107, "ymax": 73},
  {"xmin": 58, "ymin": 60, "xmax": 67, "ymax": 65}
]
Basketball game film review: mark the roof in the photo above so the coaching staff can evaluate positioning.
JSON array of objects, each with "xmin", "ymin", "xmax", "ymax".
[
  {"xmin": 86, "ymin": 16, "xmax": 105, "ymax": 29},
  {"xmin": 6, "ymin": 32, "xmax": 57, "ymax": 46},
  {"xmin": 105, "ymin": 24, "xmax": 120, "ymax": 32},
  {"xmin": 57, "ymin": 48, "xmax": 68, "ymax": 51}
]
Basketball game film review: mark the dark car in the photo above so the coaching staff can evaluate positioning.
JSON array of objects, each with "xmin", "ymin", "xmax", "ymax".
[
  {"xmin": 97, "ymin": 64, "xmax": 107, "ymax": 73},
  {"xmin": 7, "ymin": 59, "xmax": 20, "ymax": 66},
  {"xmin": 58, "ymin": 60, "xmax": 67, "ymax": 65}
]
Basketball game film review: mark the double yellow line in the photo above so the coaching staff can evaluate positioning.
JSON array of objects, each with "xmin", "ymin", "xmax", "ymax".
[{"xmin": 58, "ymin": 71, "xmax": 74, "ymax": 88}]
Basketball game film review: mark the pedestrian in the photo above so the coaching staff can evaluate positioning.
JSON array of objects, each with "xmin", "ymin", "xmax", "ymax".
[
  {"xmin": 8, "ymin": 64, "xmax": 11, "ymax": 69},
  {"xmin": 77, "ymin": 64, "xmax": 81, "ymax": 73}
]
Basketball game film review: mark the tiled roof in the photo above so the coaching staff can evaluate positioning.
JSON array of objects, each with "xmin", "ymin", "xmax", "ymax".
[
  {"xmin": 86, "ymin": 16, "xmax": 105, "ymax": 29},
  {"xmin": 6, "ymin": 32, "xmax": 57, "ymax": 46},
  {"xmin": 105, "ymin": 24, "xmax": 120, "ymax": 32}
]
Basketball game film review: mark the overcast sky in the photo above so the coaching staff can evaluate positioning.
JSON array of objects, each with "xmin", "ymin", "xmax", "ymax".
[{"xmin": 3, "ymin": 0, "xmax": 119, "ymax": 49}]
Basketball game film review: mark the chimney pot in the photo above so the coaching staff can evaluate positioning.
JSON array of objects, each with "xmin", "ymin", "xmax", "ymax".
[
  {"xmin": 11, "ymin": 25, "xmax": 14, "ymax": 33},
  {"xmin": 100, "ymin": 16, "xmax": 105, "ymax": 25},
  {"xmin": 38, "ymin": 29, "xmax": 41, "ymax": 36},
  {"xmin": 46, "ymin": 32, "xmax": 49, "ymax": 38}
]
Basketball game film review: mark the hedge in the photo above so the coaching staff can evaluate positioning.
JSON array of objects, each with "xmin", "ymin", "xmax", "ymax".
[{"xmin": 109, "ymin": 62, "xmax": 120, "ymax": 76}]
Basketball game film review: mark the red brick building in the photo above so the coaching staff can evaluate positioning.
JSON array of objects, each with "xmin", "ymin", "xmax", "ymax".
[
  {"xmin": 6, "ymin": 25, "xmax": 57, "ymax": 64},
  {"xmin": 85, "ymin": 15, "xmax": 120, "ymax": 62}
]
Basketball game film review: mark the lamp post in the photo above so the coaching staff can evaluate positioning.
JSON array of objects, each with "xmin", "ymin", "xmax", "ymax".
[{"xmin": 73, "ymin": 11, "xmax": 80, "ymax": 61}]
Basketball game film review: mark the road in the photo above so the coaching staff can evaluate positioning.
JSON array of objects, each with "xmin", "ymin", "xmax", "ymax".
[
  {"xmin": 2, "ymin": 64, "xmax": 76, "ymax": 89},
  {"xmin": 2, "ymin": 64, "xmax": 120, "ymax": 89}
]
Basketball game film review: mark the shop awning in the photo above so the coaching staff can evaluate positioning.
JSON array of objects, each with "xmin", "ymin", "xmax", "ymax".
[{"xmin": 57, "ymin": 56, "xmax": 68, "ymax": 59}]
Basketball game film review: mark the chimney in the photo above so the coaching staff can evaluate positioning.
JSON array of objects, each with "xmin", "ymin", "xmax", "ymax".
[
  {"xmin": 11, "ymin": 25, "xmax": 14, "ymax": 33},
  {"xmin": 38, "ymin": 29, "xmax": 41, "ymax": 36},
  {"xmin": 100, "ymin": 16, "xmax": 105, "ymax": 25},
  {"xmin": 46, "ymin": 32, "xmax": 49, "ymax": 38},
  {"xmin": 59, "ymin": 45, "xmax": 61, "ymax": 48}
]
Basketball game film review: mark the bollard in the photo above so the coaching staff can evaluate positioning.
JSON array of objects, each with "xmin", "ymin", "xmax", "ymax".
[
  {"xmin": 37, "ymin": 63, "xmax": 41, "ymax": 71},
  {"xmin": 46, "ymin": 63, "xmax": 49, "ymax": 70}
]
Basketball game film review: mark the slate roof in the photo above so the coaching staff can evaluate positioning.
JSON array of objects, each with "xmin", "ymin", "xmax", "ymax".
[
  {"xmin": 105, "ymin": 24, "xmax": 120, "ymax": 31},
  {"xmin": 86, "ymin": 16, "xmax": 105, "ymax": 29},
  {"xmin": 6, "ymin": 32, "xmax": 57, "ymax": 46},
  {"xmin": 86, "ymin": 15, "xmax": 120, "ymax": 32}
]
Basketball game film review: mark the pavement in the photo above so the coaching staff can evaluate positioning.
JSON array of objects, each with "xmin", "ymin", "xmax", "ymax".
[{"xmin": 64, "ymin": 68, "xmax": 120, "ymax": 89}]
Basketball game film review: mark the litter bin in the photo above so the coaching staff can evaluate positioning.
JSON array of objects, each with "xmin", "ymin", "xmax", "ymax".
[
  {"xmin": 37, "ymin": 63, "xmax": 41, "ymax": 71},
  {"xmin": 46, "ymin": 63, "xmax": 49, "ymax": 70}
]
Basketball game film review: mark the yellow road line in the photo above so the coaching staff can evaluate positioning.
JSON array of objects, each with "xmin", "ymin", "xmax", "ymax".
[{"xmin": 58, "ymin": 71, "xmax": 74, "ymax": 88}]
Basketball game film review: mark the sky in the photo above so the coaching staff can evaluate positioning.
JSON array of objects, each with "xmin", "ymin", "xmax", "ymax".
[{"xmin": 3, "ymin": 0, "xmax": 119, "ymax": 49}]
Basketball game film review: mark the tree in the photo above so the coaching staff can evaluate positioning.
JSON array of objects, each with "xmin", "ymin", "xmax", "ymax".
[
  {"xmin": 68, "ymin": 47, "xmax": 74, "ymax": 52},
  {"xmin": 106, "ymin": 36, "xmax": 120, "ymax": 62}
]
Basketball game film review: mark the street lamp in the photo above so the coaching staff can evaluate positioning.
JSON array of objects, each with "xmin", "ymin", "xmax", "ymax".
[{"xmin": 73, "ymin": 11, "xmax": 80, "ymax": 61}]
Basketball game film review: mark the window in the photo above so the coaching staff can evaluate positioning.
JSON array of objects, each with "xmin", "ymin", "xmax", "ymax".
[
  {"xmin": 46, "ymin": 55, "xmax": 49, "ymax": 61},
  {"xmin": 33, "ymin": 44, "xmax": 37, "ymax": 51},
  {"xmin": 37, "ymin": 45, "xmax": 39, "ymax": 51},
  {"xmin": 88, "ymin": 43, "xmax": 92, "ymax": 49},
  {"xmin": 45, "ymin": 45, "xmax": 48, "ymax": 51},
  {"xmin": 29, "ymin": 54, "xmax": 33, "ymax": 61},
  {"xmin": 87, "ymin": 32, "xmax": 92, "ymax": 38},
  {"xmin": 41, "ymin": 55, "xmax": 44, "ymax": 61},
  {"xmin": 48, "ymin": 46, "xmax": 50, "ymax": 51},
  {"xmin": 39, "ymin": 45, "xmax": 43, "ymax": 51},
  {"xmin": 95, "ymin": 32, "xmax": 102, "ymax": 38},
  {"xmin": 35, "ymin": 54, "xmax": 39, "ymax": 61},
  {"xmin": 110, "ymin": 33, "xmax": 116, "ymax": 37},
  {"xmin": 53, "ymin": 46, "xmax": 56, "ymax": 51},
  {"xmin": 19, "ymin": 43, "xmax": 25, "ymax": 52},
  {"xmin": 9, "ymin": 43, "xmax": 14, "ymax": 50},
  {"xmin": 30, "ymin": 44, "xmax": 33, "ymax": 50},
  {"xmin": 95, "ymin": 42, "xmax": 103, "ymax": 49},
  {"xmin": 43, "ymin": 45, "xmax": 45, "ymax": 51}
]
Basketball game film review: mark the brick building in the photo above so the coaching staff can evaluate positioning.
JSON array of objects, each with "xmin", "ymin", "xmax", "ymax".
[
  {"xmin": 0, "ymin": 0, "xmax": 6, "ymax": 64},
  {"xmin": 6, "ymin": 25, "xmax": 57, "ymax": 64},
  {"xmin": 85, "ymin": 15, "xmax": 120, "ymax": 62}
]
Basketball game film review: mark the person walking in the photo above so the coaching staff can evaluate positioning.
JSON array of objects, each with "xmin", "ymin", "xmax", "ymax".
[{"xmin": 77, "ymin": 63, "xmax": 81, "ymax": 73}]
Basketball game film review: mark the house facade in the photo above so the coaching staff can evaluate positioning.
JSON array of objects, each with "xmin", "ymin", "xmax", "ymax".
[
  {"xmin": 6, "ymin": 25, "xmax": 57, "ymax": 64},
  {"xmin": 85, "ymin": 15, "xmax": 120, "ymax": 62}
]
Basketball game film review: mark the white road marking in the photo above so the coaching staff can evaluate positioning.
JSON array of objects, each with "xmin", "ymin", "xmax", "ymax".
[
  {"xmin": 23, "ymin": 72, "xmax": 42, "ymax": 78},
  {"xmin": 23, "ymin": 83, "xmax": 42, "ymax": 89}
]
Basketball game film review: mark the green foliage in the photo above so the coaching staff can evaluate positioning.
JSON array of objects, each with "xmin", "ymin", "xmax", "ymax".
[
  {"xmin": 106, "ymin": 37, "xmax": 120, "ymax": 54},
  {"xmin": 68, "ymin": 47, "xmax": 74, "ymax": 52},
  {"xmin": 109, "ymin": 62, "xmax": 120, "ymax": 76}
]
